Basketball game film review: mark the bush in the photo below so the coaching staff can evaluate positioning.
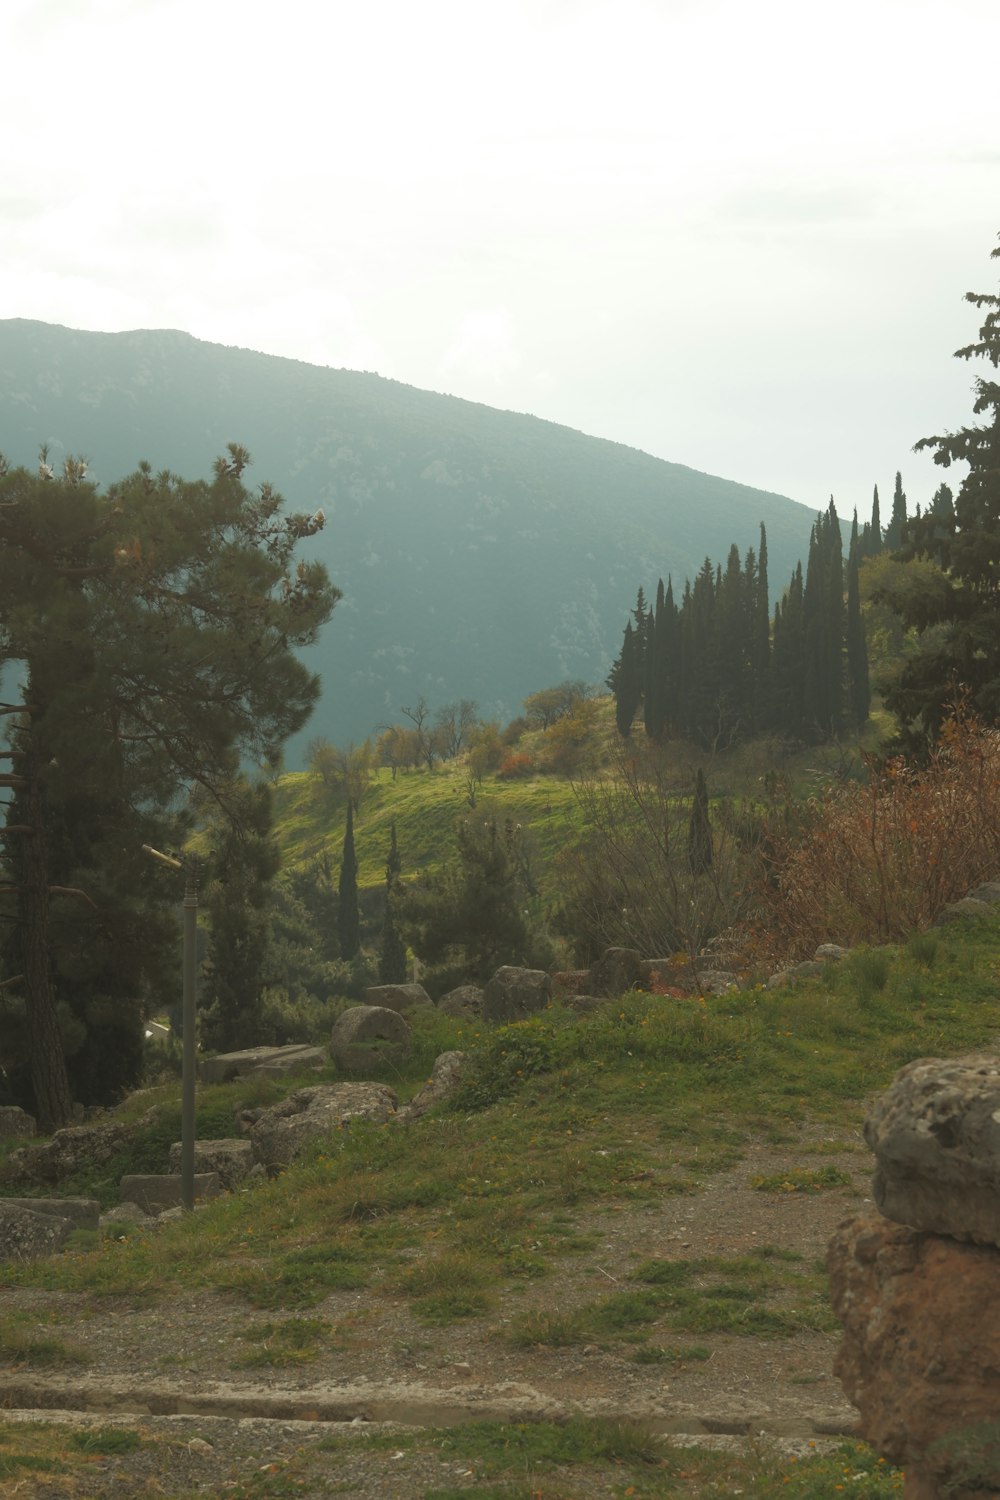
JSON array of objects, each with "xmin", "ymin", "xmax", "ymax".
[
  {"xmin": 497, "ymin": 751, "xmax": 534, "ymax": 780},
  {"xmin": 759, "ymin": 717, "xmax": 1000, "ymax": 954}
]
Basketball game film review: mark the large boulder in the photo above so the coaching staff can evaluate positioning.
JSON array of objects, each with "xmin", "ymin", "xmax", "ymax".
[
  {"xmin": 2, "ymin": 1111, "xmax": 157, "ymax": 1189},
  {"xmin": 865, "ymin": 1053, "xmax": 1000, "ymax": 1246},
  {"xmin": 249, "ymin": 1083, "xmax": 398, "ymax": 1172},
  {"xmin": 363, "ymin": 983, "xmax": 432, "ymax": 1014},
  {"xmin": 330, "ymin": 1006, "xmax": 411, "ymax": 1073},
  {"xmin": 198, "ymin": 1043, "xmax": 326, "ymax": 1085},
  {"xmin": 168, "ymin": 1138, "xmax": 253, "ymax": 1190},
  {"xmin": 586, "ymin": 948, "xmax": 643, "ymax": 998},
  {"xmin": 437, "ymin": 985, "xmax": 485, "ymax": 1021},
  {"xmin": 829, "ymin": 1213, "xmax": 1000, "ymax": 1498},
  {"xmin": 481, "ymin": 967, "xmax": 551, "ymax": 1024},
  {"xmin": 0, "ymin": 1201, "xmax": 72, "ymax": 1260}
]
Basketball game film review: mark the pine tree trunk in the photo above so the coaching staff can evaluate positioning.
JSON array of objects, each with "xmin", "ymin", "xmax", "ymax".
[{"xmin": 20, "ymin": 724, "xmax": 73, "ymax": 1132}]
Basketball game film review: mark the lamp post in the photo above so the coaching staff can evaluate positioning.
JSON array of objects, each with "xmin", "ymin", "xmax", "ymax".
[{"xmin": 142, "ymin": 844, "xmax": 200, "ymax": 1212}]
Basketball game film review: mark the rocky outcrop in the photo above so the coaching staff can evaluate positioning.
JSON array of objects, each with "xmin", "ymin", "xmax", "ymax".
[
  {"xmin": 481, "ymin": 967, "xmax": 551, "ymax": 1024},
  {"xmin": 2, "ymin": 1111, "xmax": 157, "ymax": 1189},
  {"xmin": 363, "ymin": 983, "xmax": 433, "ymax": 1014},
  {"xmin": 829, "ymin": 1215, "xmax": 1000, "ymax": 1498},
  {"xmin": 865, "ymin": 1052, "xmax": 1000, "ymax": 1246},
  {"xmin": 0, "ymin": 1105, "xmax": 35, "ymax": 1138},
  {"xmin": 2, "ymin": 1197, "xmax": 100, "ymax": 1231},
  {"xmin": 248, "ymin": 1083, "xmax": 398, "ymax": 1172},
  {"xmin": 330, "ymin": 1006, "xmax": 411, "ymax": 1072},
  {"xmin": 168, "ymin": 1138, "xmax": 253, "ymax": 1191}
]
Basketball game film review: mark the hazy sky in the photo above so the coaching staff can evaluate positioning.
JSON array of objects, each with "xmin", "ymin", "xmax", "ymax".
[{"xmin": 3, "ymin": 0, "xmax": 998, "ymax": 520}]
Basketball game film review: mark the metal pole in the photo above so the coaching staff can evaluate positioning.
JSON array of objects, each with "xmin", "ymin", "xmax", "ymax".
[
  {"xmin": 142, "ymin": 845, "xmax": 198, "ymax": 1213},
  {"xmin": 181, "ymin": 867, "xmax": 198, "ymax": 1212}
]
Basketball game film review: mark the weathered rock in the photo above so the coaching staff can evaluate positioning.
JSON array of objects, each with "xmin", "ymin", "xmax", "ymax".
[
  {"xmin": 967, "ymin": 880, "xmax": 1000, "ymax": 906},
  {"xmin": 586, "ymin": 947, "xmax": 643, "ymax": 998},
  {"xmin": 829, "ymin": 1213, "xmax": 1000, "ymax": 1498},
  {"xmin": 249, "ymin": 1083, "xmax": 398, "ymax": 1171},
  {"xmin": 562, "ymin": 994, "xmax": 608, "ymax": 1015},
  {"xmin": 2, "ymin": 1112, "xmax": 156, "ymax": 1189},
  {"xmin": 363, "ymin": 983, "xmax": 433, "ymax": 1014},
  {"xmin": 330, "ymin": 1006, "xmax": 411, "ymax": 1072},
  {"xmin": 2, "ymin": 1196, "xmax": 100, "ymax": 1231},
  {"xmin": 437, "ymin": 985, "xmax": 485, "ymax": 1020},
  {"xmin": 815, "ymin": 944, "xmax": 850, "ymax": 962},
  {"xmin": 481, "ymin": 967, "xmax": 552, "ymax": 1024},
  {"xmin": 933, "ymin": 897, "xmax": 993, "ymax": 926},
  {"xmin": 168, "ymin": 1138, "xmax": 253, "ymax": 1190},
  {"xmin": 0, "ymin": 1201, "xmax": 72, "ymax": 1259},
  {"xmin": 198, "ymin": 1043, "xmax": 326, "ymax": 1085},
  {"xmin": 397, "ymin": 1051, "xmax": 468, "ymax": 1122},
  {"xmin": 100, "ymin": 1203, "xmax": 154, "ymax": 1229},
  {"xmin": 119, "ymin": 1173, "xmax": 222, "ymax": 1215},
  {"xmin": 0, "ymin": 1105, "xmax": 35, "ymax": 1138},
  {"xmin": 865, "ymin": 1053, "xmax": 1000, "ymax": 1247}
]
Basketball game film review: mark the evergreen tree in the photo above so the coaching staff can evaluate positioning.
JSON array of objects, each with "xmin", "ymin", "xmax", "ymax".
[
  {"xmin": 845, "ymin": 513, "xmax": 871, "ymax": 726},
  {"xmin": 752, "ymin": 523, "xmax": 771, "ymax": 728},
  {"xmin": 687, "ymin": 769, "xmax": 713, "ymax": 876},
  {"xmin": 378, "ymin": 822, "xmax": 408, "ymax": 984},
  {"xmin": 886, "ymin": 236, "xmax": 1000, "ymax": 738},
  {"xmin": 801, "ymin": 500, "xmax": 844, "ymax": 737},
  {"xmin": 0, "ymin": 446, "xmax": 337, "ymax": 1128},
  {"xmin": 609, "ymin": 621, "xmax": 642, "ymax": 737},
  {"xmin": 882, "ymin": 472, "xmax": 908, "ymax": 552},
  {"xmin": 861, "ymin": 484, "xmax": 883, "ymax": 558},
  {"xmin": 337, "ymin": 800, "xmax": 360, "ymax": 961}
]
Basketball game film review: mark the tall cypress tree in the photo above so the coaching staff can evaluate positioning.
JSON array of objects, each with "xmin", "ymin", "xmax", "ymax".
[
  {"xmin": 337, "ymin": 799, "xmax": 360, "ymax": 960},
  {"xmin": 845, "ymin": 512, "xmax": 871, "ymax": 727},
  {"xmin": 687, "ymin": 768, "xmax": 713, "ymax": 876},
  {"xmin": 378, "ymin": 821, "xmax": 407, "ymax": 983},
  {"xmin": 883, "ymin": 472, "xmax": 908, "ymax": 552}
]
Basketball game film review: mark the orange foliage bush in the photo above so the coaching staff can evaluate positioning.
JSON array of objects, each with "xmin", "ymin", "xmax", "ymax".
[
  {"xmin": 760, "ymin": 718, "xmax": 1000, "ymax": 955},
  {"xmin": 497, "ymin": 751, "xmax": 535, "ymax": 780}
]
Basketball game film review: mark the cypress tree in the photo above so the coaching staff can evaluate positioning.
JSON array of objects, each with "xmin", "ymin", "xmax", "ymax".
[
  {"xmin": 378, "ymin": 821, "xmax": 408, "ymax": 983},
  {"xmin": 883, "ymin": 472, "xmax": 908, "ymax": 552},
  {"xmin": 337, "ymin": 800, "xmax": 361, "ymax": 960},
  {"xmin": 845, "ymin": 512, "xmax": 871, "ymax": 726},
  {"xmin": 753, "ymin": 523, "xmax": 772, "ymax": 729}
]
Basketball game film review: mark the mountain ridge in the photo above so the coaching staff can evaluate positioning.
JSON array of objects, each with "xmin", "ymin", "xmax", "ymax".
[{"xmin": 0, "ymin": 317, "xmax": 824, "ymax": 754}]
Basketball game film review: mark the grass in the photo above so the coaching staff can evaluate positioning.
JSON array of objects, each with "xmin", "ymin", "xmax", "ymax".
[
  {"xmin": 0, "ymin": 1312, "xmax": 90, "ymax": 1367},
  {"xmin": 750, "ymin": 1166, "xmax": 855, "ymax": 1193}
]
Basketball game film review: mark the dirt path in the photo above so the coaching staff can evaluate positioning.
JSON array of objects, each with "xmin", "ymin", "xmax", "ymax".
[{"xmin": 0, "ymin": 1135, "xmax": 871, "ymax": 1495}]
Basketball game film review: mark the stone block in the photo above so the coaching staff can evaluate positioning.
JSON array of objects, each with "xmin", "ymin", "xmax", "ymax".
[
  {"xmin": 198, "ymin": 1044, "xmax": 326, "ymax": 1085},
  {"xmin": 2, "ymin": 1196, "xmax": 100, "ymax": 1230},
  {"xmin": 168, "ymin": 1138, "xmax": 253, "ymax": 1190},
  {"xmin": 0, "ymin": 1105, "xmax": 35, "ymax": 1139},
  {"xmin": 330, "ymin": 1006, "xmax": 411, "ymax": 1073},
  {"xmin": 364, "ymin": 983, "xmax": 432, "ymax": 1013},
  {"xmin": 249, "ymin": 1083, "xmax": 398, "ymax": 1171},
  {"xmin": 0, "ymin": 1201, "xmax": 71, "ymax": 1259},
  {"xmin": 119, "ymin": 1173, "xmax": 221, "ymax": 1215},
  {"xmin": 481, "ymin": 967, "xmax": 551, "ymax": 1024}
]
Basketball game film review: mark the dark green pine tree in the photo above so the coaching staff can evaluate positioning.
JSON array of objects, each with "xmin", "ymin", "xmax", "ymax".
[
  {"xmin": 770, "ymin": 562, "xmax": 806, "ymax": 736},
  {"xmin": 337, "ymin": 799, "xmax": 361, "ymax": 960},
  {"xmin": 643, "ymin": 579, "xmax": 669, "ymax": 741},
  {"xmin": 845, "ymin": 512, "xmax": 871, "ymax": 727},
  {"xmin": 687, "ymin": 768, "xmax": 713, "ymax": 876},
  {"xmin": 882, "ymin": 472, "xmax": 908, "ymax": 552},
  {"xmin": 860, "ymin": 484, "xmax": 883, "ymax": 558},
  {"xmin": 752, "ymin": 523, "xmax": 771, "ymax": 729},
  {"xmin": 378, "ymin": 821, "xmax": 408, "ymax": 983},
  {"xmin": 801, "ymin": 501, "xmax": 844, "ymax": 737}
]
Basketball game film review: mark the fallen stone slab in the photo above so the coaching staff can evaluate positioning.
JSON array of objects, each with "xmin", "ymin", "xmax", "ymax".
[
  {"xmin": 119, "ymin": 1173, "xmax": 222, "ymax": 1216},
  {"xmin": 168, "ymin": 1138, "xmax": 253, "ymax": 1190},
  {"xmin": 0, "ymin": 1201, "xmax": 72, "ymax": 1260},
  {"xmin": 199, "ymin": 1044, "xmax": 326, "ymax": 1085},
  {"xmin": 437, "ymin": 985, "xmax": 484, "ymax": 1020},
  {"xmin": 2, "ymin": 1197, "xmax": 100, "ymax": 1231},
  {"xmin": 330, "ymin": 1005, "xmax": 411, "ymax": 1073},
  {"xmin": 865, "ymin": 1052, "xmax": 1000, "ymax": 1246}
]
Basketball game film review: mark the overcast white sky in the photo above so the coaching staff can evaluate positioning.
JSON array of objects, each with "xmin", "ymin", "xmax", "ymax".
[{"xmin": 2, "ymin": 0, "xmax": 998, "ymax": 520}]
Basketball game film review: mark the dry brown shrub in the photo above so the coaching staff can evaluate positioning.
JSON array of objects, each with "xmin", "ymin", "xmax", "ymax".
[{"xmin": 760, "ymin": 717, "xmax": 1000, "ymax": 956}]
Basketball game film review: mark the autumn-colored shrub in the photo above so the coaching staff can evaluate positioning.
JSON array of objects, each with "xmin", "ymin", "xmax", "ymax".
[
  {"xmin": 759, "ymin": 718, "xmax": 1000, "ymax": 956},
  {"xmin": 497, "ymin": 751, "xmax": 535, "ymax": 780}
]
